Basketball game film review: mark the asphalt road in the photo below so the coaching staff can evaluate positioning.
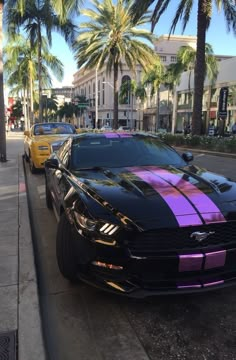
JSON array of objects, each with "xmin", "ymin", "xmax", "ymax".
[{"xmin": 25, "ymin": 152, "xmax": 236, "ymax": 360}]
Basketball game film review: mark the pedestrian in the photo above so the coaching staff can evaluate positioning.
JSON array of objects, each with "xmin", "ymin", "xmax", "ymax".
[{"xmin": 232, "ymin": 122, "xmax": 236, "ymax": 135}]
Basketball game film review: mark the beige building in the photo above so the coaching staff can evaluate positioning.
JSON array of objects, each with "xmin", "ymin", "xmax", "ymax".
[
  {"xmin": 154, "ymin": 34, "xmax": 197, "ymax": 66},
  {"xmin": 173, "ymin": 56, "xmax": 236, "ymax": 134},
  {"xmin": 72, "ymin": 34, "xmax": 234, "ymax": 132},
  {"xmin": 73, "ymin": 65, "xmax": 142, "ymax": 129}
]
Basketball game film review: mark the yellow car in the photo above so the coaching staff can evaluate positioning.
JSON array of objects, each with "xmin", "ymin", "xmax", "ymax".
[{"xmin": 24, "ymin": 122, "xmax": 79, "ymax": 173}]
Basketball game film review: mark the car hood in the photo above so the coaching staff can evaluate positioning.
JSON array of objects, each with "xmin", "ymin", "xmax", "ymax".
[{"xmin": 72, "ymin": 165, "xmax": 236, "ymax": 230}]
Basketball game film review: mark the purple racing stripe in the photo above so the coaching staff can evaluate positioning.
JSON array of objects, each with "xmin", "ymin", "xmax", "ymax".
[
  {"xmin": 205, "ymin": 250, "xmax": 226, "ymax": 269},
  {"xmin": 179, "ymin": 253, "xmax": 203, "ymax": 272},
  {"xmin": 145, "ymin": 167, "xmax": 226, "ymax": 224},
  {"xmin": 104, "ymin": 133, "xmax": 119, "ymax": 138},
  {"xmin": 128, "ymin": 167, "xmax": 202, "ymax": 227},
  {"xmin": 177, "ymin": 281, "xmax": 202, "ymax": 289},
  {"xmin": 119, "ymin": 133, "xmax": 132, "ymax": 137},
  {"xmin": 177, "ymin": 279, "xmax": 224, "ymax": 289},
  {"xmin": 203, "ymin": 280, "xmax": 224, "ymax": 287},
  {"xmin": 104, "ymin": 133, "xmax": 133, "ymax": 138}
]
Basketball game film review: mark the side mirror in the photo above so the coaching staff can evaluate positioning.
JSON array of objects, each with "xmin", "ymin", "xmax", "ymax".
[
  {"xmin": 45, "ymin": 158, "xmax": 59, "ymax": 169},
  {"xmin": 182, "ymin": 152, "xmax": 194, "ymax": 162},
  {"xmin": 24, "ymin": 130, "xmax": 30, "ymax": 136}
]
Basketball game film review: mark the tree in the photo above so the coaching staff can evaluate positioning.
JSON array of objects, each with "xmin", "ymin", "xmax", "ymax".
[
  {"xmin": 142, "ymin": 60, "xmax": 165, "ymax": 130},
  {"xmin": 177, "ymin": 43, "xmax": 218, "ymax": 92},
  {"xmin": 176, "ymin": 43, "xmax": 218, "ymax": 132},
  {"xmin": 0, "ymin": 0, "xmax": 33, "ymax": 161},
  {"xmin": 73, "ymin": 0, "xmax": 158, "ymax": 129},
  {"xmin": 119, "ymin": 79, "xmax": 147, "ymax": 129},
  {"xmin": 0, "ymin": 1, "xmax": 6, "ymax": 161},
  {"xmin": 130, "ymin": 0, "xmax": 236, "ymax": 135},
  {"xmin": 6, "ymin": 0, "xmax": 77, "ymax": 122},
  {"xmin": 4, "ymin": 33, "xmax": 64, "ymax": 127}
]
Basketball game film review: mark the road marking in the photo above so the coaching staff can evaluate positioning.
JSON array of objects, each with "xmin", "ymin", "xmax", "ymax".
[
  {"xmin": 195, "ymin": 154, "xmax": 205, "ymax": 158},
  {"xmin": 37, "ymin": 185, "xmax": 46, "ymax": 200}
]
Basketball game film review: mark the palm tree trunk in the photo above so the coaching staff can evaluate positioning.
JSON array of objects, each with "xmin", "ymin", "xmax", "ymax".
[
  {"xmin": 22, "ymin": 88, "xmax": 28, "ymax": 130},
  {"xmin": 29, "ymin": 72, "xmax": 34, "ymax": 127},
  {"xmin": 113, "ymin": 62, "xmax": 119, "ymax": 129},
  {"xmin": 192, "ymin": 0, "xmax": 207, "ymax": 135},
  {"xmin": 155, "ymin": 86, "xmax": 160, "ymax": 131},
  {"xmin": 38, "ymin": 20, "xmax": 43, "ymax": 122},
  {"xmin": 0, "ymin": 1, "xmax": 6, "ymax": 162}
]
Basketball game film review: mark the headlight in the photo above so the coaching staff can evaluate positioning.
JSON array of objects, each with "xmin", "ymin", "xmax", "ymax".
[
  {"xmin": 51, "ymin": 141, "xmax": 64, "ymax": 152},
  {"xmin": 38, "ymin": 145, "xmax": 49, "ymax": 150},
  {"xmin": 74, "ymin": 212, "xmax": 96, "ymax": 231}
]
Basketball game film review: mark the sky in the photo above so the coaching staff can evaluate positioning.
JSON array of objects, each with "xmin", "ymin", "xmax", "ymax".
[{"xmin": 51, "ymin": 1, "xmax": 236, "ymax": 88}]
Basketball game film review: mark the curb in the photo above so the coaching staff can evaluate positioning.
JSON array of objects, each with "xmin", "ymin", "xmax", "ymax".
[
  {"xmin": 18, "ymin": 155, "xmax": 46, "ymax": 360},
  {"xmin": 175, "ymin": 147, "xmax": 236, "ymax": 159}
]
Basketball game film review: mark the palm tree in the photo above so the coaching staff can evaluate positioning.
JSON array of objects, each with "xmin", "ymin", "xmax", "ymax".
[
  {"xmin": 0, "ymin": 0, "xmax": 81, "ymax": 161},
  {"xmin": 174, "ymin": 43, "xmax": 218, "ymax": 133},
  {"xmin": 0, "ymin": 0, "xmax": 6, "ymax": 161},
  {"xmin": 73, "ymin": 0, "xmax": 158, "ymax": 129},
  {"xmin": 142, "ymin": 60, "xmax": 165, "ymax": 131},
  {"xmin": 130, "ymin": 0, "xmax": 236, "ymax": 135},
  {"xmin": 0, "ymin": 0, "xmax": 27, "ymax": 161},
  {"xmin": 177, "ymin": 43, "xmax": 218, "ymax": 91},
  {"xmin": 6, "ymin": 0, "xmax": 77, "ymax": 122},
  {"xmin": 119, "ymin": 79, "xmax": 147, "ymax": 129},
  {"xmin": 4, "ymin": 34, "xmax": 64, "ymax": 127}
]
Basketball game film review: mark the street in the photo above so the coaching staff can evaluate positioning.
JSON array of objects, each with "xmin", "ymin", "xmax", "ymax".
[{"xmin": 24, "ymin": 147, "xmax": 236, "ymax": 360}]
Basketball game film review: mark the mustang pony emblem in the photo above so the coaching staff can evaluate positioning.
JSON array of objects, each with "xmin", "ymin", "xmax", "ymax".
[{"xmin": 190, "ymin": 231, "xmax": 215, "ymax": 242}]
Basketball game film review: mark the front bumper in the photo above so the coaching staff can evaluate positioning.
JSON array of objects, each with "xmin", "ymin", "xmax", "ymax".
[{"xmin": 73, "ymin": 229, "xmax": 236, "ymax": 297}]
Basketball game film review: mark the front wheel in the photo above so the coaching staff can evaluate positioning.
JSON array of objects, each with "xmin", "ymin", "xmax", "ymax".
[
  {"xmin": 24, "ymin": 150, "xmax": 29, "ymax": 162},
  {"xmin": 29, "ymin": 153, "xmax": 37, "ymax": 174},
  {"xmin": 56, "ymin": 213, "xmax": 78, "ymax": 281},
  {"xmin": 45, "ymin": 177, "xmax": 53, "ymax": 209}
]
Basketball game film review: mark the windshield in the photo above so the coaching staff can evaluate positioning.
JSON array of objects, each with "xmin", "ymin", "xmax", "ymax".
[
  {"xmin": 70, "ymin": 135, "xmax": 186, "ymax": 170},
  {"xmin": 34, "ymin": 123, "xmax": 75, "ymax": 135}
]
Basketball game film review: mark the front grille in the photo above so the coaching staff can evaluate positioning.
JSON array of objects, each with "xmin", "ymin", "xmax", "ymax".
[{"xmin": 128, "ymin": 221, "xmax": 236, "ymax": 255}]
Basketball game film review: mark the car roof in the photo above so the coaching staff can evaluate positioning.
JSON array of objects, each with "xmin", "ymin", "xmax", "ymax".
[
  {"xmin": 33, "ymin": 122, "xmax": 74, "ymax": 127},
  {"xmin": 71, "ymin": 131, "xmax": 159, "ymax": 140}
]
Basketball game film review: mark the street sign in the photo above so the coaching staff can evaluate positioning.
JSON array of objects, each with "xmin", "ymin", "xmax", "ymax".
[
  {"xmin": 77, "ymin": 103, "xmax": 88, "ymax": 108},
  {"xmin": 218, "ymin": 87, "xmax": 228, "ymax": 119}
]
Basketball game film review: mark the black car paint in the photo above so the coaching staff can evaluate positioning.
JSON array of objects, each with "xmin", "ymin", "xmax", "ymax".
[{"xmin": 45, "ymin": 133, "xmax": 236, "ymax": 297}]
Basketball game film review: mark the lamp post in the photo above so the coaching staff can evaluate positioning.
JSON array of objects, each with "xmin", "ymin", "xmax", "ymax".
[
  {"xmin": 95, "ymin": 67, "xmax": 98, "ymax": 128},
  {"xmin": 102, "ymin": 81, "xmax": 114, "ymax": 127}
]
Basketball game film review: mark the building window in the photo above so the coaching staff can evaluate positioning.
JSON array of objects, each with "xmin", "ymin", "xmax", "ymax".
[
  {"xmin": 160, "ymin": 56, "xmax": 166, "ymax": 62},
  {"xmin": 171, "ymin": 56, "xmax": 176, "ymax": 63},
  {"xmin": 121, "ymin": 75, "xmax": 131, "ymax": 104}
]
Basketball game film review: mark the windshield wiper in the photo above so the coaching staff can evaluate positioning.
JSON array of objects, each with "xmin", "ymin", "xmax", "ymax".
[{"xmin": 73, "ymin": 166, "xmax": 106, "ymax": 171}]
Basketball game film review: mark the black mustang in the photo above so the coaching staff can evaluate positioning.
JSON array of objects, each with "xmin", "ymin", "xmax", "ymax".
[{"xmin": 45, "ymin": 131, "xmax": 236, "ymax": 297}]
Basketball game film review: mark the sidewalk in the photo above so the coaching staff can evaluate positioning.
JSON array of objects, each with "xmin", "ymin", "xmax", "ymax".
[{"xmin": 0, "ymin": 131, "xmax": 46, "ymax": 360}]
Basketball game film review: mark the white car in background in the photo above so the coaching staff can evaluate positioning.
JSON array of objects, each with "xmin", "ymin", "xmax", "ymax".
[
  {"xmin": 118, "ymin": 126, "xmax": 131, "ymax": 131},
  {"xmin": 101, "ymin": 125, "xmax": 113, "ymax": 131}
]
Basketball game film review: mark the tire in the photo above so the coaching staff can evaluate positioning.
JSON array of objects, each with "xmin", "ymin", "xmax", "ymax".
[
  {"xmin": 56, "ymin": 212, "xmax": 78, "ymax": 281},
  {"xmin": 45, "ymin": 177, "xmax": 53, "ymax": 209},
  {"xmin": 24, "ymin": 151, "xmax": 29, "ymax": 162},
  {"xmin": 29, "ymin": 153, "xmax": 37, "ymax": 174}
]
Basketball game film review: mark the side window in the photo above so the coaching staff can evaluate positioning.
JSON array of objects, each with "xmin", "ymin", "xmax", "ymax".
[{"xmin": 57, "ymin": 140, "xmax": 72, "ymax": 168}]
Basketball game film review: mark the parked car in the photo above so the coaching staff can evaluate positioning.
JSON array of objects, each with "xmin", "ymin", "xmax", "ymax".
[
  {"xmin": 45, "ymin": 131, "xmax": 236, "ymax": 297},
  {"xmin": 100, "ymin": 125, "xmax": 113, "ymax": 131},
  {"xmin": 118, "ymin": 126, "xmax": 131, "ymax": 131},
  {"xmin": 24, "ymin": 122, "xmax": 78, "ymax": 173}
]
